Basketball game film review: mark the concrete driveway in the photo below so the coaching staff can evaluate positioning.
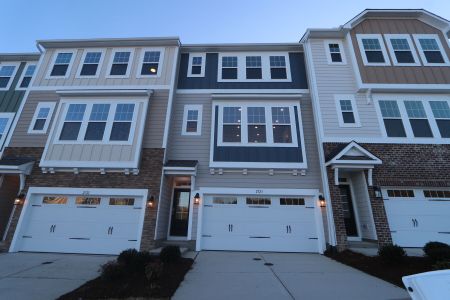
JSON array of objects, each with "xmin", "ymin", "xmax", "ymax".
[
  {"xmin": 0, "ymin": 252, "xmax": 114, "ymax": 300},
  {"xmin": 174, "ymin": 251, "xmax": 409, "ymax": 300}
]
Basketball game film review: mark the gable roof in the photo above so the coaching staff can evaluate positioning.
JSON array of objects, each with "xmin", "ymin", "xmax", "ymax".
[{"xmin": 325, "ymin": 141, "xmax": 382, "ymax": 166}]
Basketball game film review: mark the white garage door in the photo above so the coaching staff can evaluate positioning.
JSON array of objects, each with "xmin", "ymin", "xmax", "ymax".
[
  {"xmin": 14, "ymin": 191, "xmax": 146, "ymax": 254},
  {"xmin": 383, "ymin": 188, "xmax": 450, "ymax": 247},
  {"xmin": 201, "ymin": 195, "xmax": 319, "ymax": 252}
]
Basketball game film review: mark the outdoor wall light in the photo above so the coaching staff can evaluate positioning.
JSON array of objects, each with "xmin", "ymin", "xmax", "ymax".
[
  {"xmin": 319, "ymin": 195, "xmax": 326, "ymax": 207},
  {"xmin": 194, "ymin": 193, "xmax": 200, "ymax": 205},
  {"xmin": 14, "ymin": 194, "xmax": 25, "ymax": 206},
  {"xmin": 373, "ymin": 186, "xmax": 382, "ymax": 198},
  {"xmin": 147, "ymin": 195, "xmax": 155, "ymax": 208}
]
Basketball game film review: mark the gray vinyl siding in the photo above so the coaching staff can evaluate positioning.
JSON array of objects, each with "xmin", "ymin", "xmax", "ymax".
[
  {"xmin": 156, "ymin": 176, "xmax": 173, "ymax": 240},
  {"xmin": 167, "ymin": 93, "xmax": 322, "ymax": 190},
  {"xmin": 33, "ymin": 47, "xmax": 177, "ymax": 87},
  {"xmin": 0, "ymin": 62, "xmax": 26, "ymax": 113},
  {"xmin": 349, "ymin": 172, "xmax": 376, "ymax": 240},
  {"xmin": 142, "ymin": 90, "xmax": 169, "ymax": 148},
  {"xmin": 309, "ymin": 39, "xmax": 382, "ymax": 138}
]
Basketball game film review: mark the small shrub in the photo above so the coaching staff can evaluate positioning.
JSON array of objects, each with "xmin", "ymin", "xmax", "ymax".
[
  {"xmin": 145, "ymin": 261, "xmax": 164, "ymax": 288},
  {"xmin": 378, "ymin": 244, "xmax": 407, "ymax": 264},
  {"xmin": 101, "ymin": 261, "xmax": 126, "ymax": 281},
  {"xmin": 160, "ymin": 245, "xmax": 181, "ymax": 264},
  {"xmin": 432, "ymin": 260, "xmax": 450, "ymax": 270},
  {"xmin": 117, "ymin": 248, "xmax": 153, "ymax": 275},
  {"xmin": 423, "ymin": 242, "xmax": 450, "ymax": 262}
]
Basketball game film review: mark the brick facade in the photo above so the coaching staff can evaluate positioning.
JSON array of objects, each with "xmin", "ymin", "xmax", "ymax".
[{"xmin": 2, "ymin": 147, "xmax": 165, "ymax": 251}]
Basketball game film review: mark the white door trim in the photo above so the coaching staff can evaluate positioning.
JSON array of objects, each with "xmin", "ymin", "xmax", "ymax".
[{"xmin": 339, "ymin": 179, "xmax": 362, "ymax": 241}]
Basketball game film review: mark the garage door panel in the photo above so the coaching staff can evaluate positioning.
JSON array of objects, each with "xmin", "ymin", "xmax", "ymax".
[{"xmin": 391, "ymin": 231, "xmax": 450, "ymax": 248}]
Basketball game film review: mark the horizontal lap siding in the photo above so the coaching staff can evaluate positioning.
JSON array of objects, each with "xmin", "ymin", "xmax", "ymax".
[{"xmin": 143, "ymin": 90, "xmax": 169, "ymax": 148}]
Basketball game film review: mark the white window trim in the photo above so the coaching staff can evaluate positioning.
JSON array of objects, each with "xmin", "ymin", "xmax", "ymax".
[
  {"xmin": 27, "ymin": 102, "xmax": 56, "ymax": 134},
  {"xmin": 136, "ymin": 47, "xmax": 165, "ymax": 78},
  {"xmin": 0, "ymin": 112, "xmax": 14, "ymax": 151},
  {"xmin": 16, "ymin": 62, "xmax": 37, "ymax": 90},
  {"xmin": 384, "ymin": 34, "xmax": 421, "ymax": 67},
  {"xmin": 53, "ymin": 98, "xmax": 140, "ymax": 145},
  {"xmin": 324, "ymin": 40, "xmax": 347, "ymax": 65},
  {"xmin": 217, "ymin": 52, "xmax": 292, "ymax": 82},
  {"xmin": 106, "ymin": 48, "xmax": 135, "ymax": 79},
  {"xmin": 374, "ymin": 95, "xmax": 450, "ymax": 142},
  {"xmin": 187, "ymin": 53, "xmax": 206, "ymax": 77},
  {"xmin": 75, "ymin": 48, "xmax": 106, "ymax": 79},
  {"xmin": 412, "ymin": 34, "xmax": 450, "ymax": 66},
  {"xmin": 45, "ymin": 50, "xmax": 77, "ymax": 79},
  {"xmin": 182, "ymin": 104, "xmax": 202, "ymax": 136},
  {"xmin": 334, "ymin": 95, "xmax": 361, "ymax": 127},
  {"xmin": 0, "ymin": 62, "xmax": 20, "ymax": 91},
  {"xmin": 356, "ymin": 34, "xmax": 391, "ymax": 66}
]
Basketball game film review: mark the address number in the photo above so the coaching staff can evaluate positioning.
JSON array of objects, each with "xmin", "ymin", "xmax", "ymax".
[{"xmin": 255, "ymin": 190, "xmax": 264, "ymax": 194}]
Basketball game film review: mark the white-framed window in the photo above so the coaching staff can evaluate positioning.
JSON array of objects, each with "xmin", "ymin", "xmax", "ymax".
[
  {"xmin": 76, "ymin": 49, "xmax": 105, "ymax": 78},
  {"xmin": 334, "ymin": 95, "xmax": 361, "ymax": 127},
  {"xmin": 429, "ymin": 101, "xmax": 450, "ymax": 138},
  {"xmin": 28, "ymin": 102, "xmax": 56, "ymax": 134},
  {"xmin": 0, "ymin": 113, "xmax": 14, "ymax": 151},
  {"xmin": 384, "ymin": 34, "xmax": 420, "ymax": 66},
  {"xmin": 17, "ymin": 63, "xmax": 37, "ymax": 89},
  {"xmin": 218, "ymin": 52, "xmax": 292, "ymax": 82},
  {"xmin": 55, "ymin": 100, "xmax": 138, "ymax": 144},
  {"xmin": 378, "ymin": 100, "xmax": 407, "ymax": 137},
  {"xmin": 404, "ymin": 101, "xmax": 433, "ymax": 138},
  {"xmin": 356, "ymin": 34, "xmax": 390, "ymax": 66},
  {"xmin": 46, "ymin": 50, "xmax": 76, "ymax": 79},
  {"xmin": 182, "ymin": 104, "xmax": 202, "ymax": 135},
  {"xmin": 324, "ymin": 40, "xmax": 346, "ymax": 64},
  {"xmin": 107, "ymin": 49, "xmax": 134, "ymax": 78},
  {"xmin": 413, "ymin": 34, "xmax": 450, "ymax": 66},
  {"xmin": 187, "ymin": 53, "xmax": 206, "ymax": 77},
  {"xmin": 137, "ymin": 48, "xmax": 164, "ymax": 77},
  {"xmin": 216, "ymin": 102, "xmax": 299, "ymax": 147},
  {"xmin": 0, "ymin": 63, "xmax": 19, "ymax": 90}
]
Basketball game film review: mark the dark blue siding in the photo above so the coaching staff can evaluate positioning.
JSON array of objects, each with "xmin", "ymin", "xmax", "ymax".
[
  {"xmin": 178, "ymin": 53, "xmax": 308, "ymax": 89},
  {"xmin": 213, "ymin": 106, "xmax": 304, "ymax": 163}
]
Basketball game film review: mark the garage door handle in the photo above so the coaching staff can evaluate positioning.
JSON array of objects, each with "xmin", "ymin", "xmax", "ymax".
[
  {"xmin": 415, "ymin": 219, "xmax": 419, "ymax": 227},
  {"xmin": 289, "ymin": 225, "xmax": 292, "ymax": 233},
  {"xmin": 231, "ymin": 224, "xmax": 233, "ymax": 232},
  {"xmin": 286, "ymin": 225, "xmax": 288, "ymax": 233},
  {"xmin": 50, "ymin": 225, "xmax": 55, "ymax": 233}
]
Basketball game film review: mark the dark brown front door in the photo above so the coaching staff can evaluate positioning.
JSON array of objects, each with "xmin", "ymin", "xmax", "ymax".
[
  {"xmin": 169, "ymin": 189, "xmax": 191, "ymax": 237},
  {"xmin": 339, "ymin": 185, "xmax": 358, "ymax": 237}
]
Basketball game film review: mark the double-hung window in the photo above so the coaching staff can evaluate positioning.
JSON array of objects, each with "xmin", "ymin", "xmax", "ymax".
[
  {"xmin": 404, "ymin": 101, "xmax": 433, "ymax": 137},
  {"xmin": 187, "ymin": 53, "xmax": 206, "ymax": 77},
  {"xmin": 335, "ymin": 96, "xmax": 360, "ymax": 127},
  {"xmin": 85, "ymin": 104, "xmax": 110, "ymax": 141},
  {"xmin": 324, "ymin": 41, "xmax": 346, "ymax": 64},
  {"xmin": 385, "ymin": 34, "xmax": 420, "ymax": 66},
  {"xmin": 28, "ymin": 102, "xmax": 56, "ymax": 134},
  {"xmin": 78, "ymin": 51, "xmax": 103, "ymax": 77},
  {"xmin": 50, "ymin": 52, "xmax": 74, "ymax": 77},
  {"xmin": 222, "ymin": 107, "xmax": 241, "ymax": 142},
  {"xmin": 247, "ymin": 107, "xmax": 266, "ymax": 143},
  {"xmin": 269, "ymin": 56, "xmax": 287, "ymax": 79},
  {"xmin": 272, "ymin": 107, "xmax": 292, "ymax": 143},
  {"xmin": 18, "ymin": 64, "xmax": 36, "ymax": 88},
  {"xmin": 378, "ymin": 100, "xmax": 406, "ymax": 137},
  {"xmin": 246, "ymin": 56, "xmax": 262, "ymax": 79},
  {"xmin": 59, "ymin": 104, "xmax": 86, "ymax": 141},
  {"xmin": 413, "ymin": 34, "xmax": 449, "ymax": 65},
  {"xmin": 110, "ymin": 104, "xmax": 135, "ymax": 141},
  {"xmin": 0, "ymin": 65, "xmax": 17, "ymax": 89},
  {"xmin": 430, "ymin": 101, "xmax": 450, "ymax": 138},
  {"xmin": 109, "ymin": 50, "xmax": 132, "ymax": 76},
  {"xmin": 357, "ymin": 34, "xmax": 390, "ymax": 66},
  {"xmin": 221, "ymin": 56, "xmax": 238, "ymax": 79},
  {"xmin": 0, "ymin": 113, "xmax": 14, "ymax": 151},
  {"xmin": 182, "ymin": 105, "xmax": 202, "ymax": 135},
  {"xmin": 139, "ymin": 50, "xmax": 161, "ymax": 76}
]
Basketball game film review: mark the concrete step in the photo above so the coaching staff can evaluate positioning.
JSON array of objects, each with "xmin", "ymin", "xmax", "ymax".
[{"xmin": 149, "ymin": 247, "xmax": 189, "ymax": 255}]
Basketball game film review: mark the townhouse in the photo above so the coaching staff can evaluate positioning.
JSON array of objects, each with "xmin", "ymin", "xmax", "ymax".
[{"xmin": 302, "ymin": 9, "xmax": 450, "ymax": 251}]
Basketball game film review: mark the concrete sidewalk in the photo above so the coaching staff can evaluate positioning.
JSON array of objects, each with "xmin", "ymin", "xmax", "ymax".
[
  {"xmin": 173, "ymin": 251, "xmax": 409, "ymax": 300},
  {"xmin": 0, "ymin": 252, "xmax": 113, "ymax": 300}
]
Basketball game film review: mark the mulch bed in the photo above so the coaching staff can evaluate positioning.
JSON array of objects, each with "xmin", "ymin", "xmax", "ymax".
[
  {"xmin": 325, "ymin": 250, "xmax": 433, "ymax": 287},
  {"xmin": 58, "ymin": 257, "xmax": 193, "ymax": 300}
]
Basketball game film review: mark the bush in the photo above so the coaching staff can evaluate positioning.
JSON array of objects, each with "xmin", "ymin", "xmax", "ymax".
[
  {"xmin": 101, "ymin": 261, "xmax": 126, "ymax": 281},
  {"xmin": 160, "ymin": 245, "xmax": 181, "ymax": 264},
  {"xmin": 432, "ymin": 260, "xmax": 450, "ymax": 270},
  {"xmin": 145, "ymin": 261, "xmax": 164, "ymax": 288},
  {"xmin": 423, "ymin": 242, "xmax": 450, "ymax": 262},
  {"xmin": 378, "ymin": 244, "xmax": 407, "ymax": 264},
  {"xmin": 117, "ymin": 248, "xmax": 153, "ymax": 275}
]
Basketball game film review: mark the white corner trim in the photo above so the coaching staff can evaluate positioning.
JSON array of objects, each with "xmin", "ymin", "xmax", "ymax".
[
  {"xmin": 356, "ymin": 34, "xmax": 391, "ymax": 66},
  {"xmin": 187, "ymin": 53, "xmax": 206, "ymax": 77},
  {"xmin": 74, "ymin": 48, "xmax": 106, "ymax": 79},
  {"xmin": 181, "ymin": 104, "xmax": 203, "ymax": 136},
  {"xmin": 162, "ymin": 46, "xmax": 180, "ymax": 148},
  {"xmin": 383, "ymin": 34, "xmax": 421, "ymax": 66},
  {"xmin": 323, "ymin": 40, "xmax": 347, "ymax": 65},
  {"xmin": 27, "ymin": 102, "xmax": 57, "ymax": 134}
]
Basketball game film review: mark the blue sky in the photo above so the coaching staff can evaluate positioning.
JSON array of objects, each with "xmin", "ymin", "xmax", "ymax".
[{"xmin": 0, "ymin": 0, "xmax": 448, "ymax": 52}]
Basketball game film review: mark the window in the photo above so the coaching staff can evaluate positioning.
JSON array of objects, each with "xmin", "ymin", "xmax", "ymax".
[
  {"xmin": 108, "ymin": 50, "xmax": 133, "ymax": 77},
  {"xmin": 280, "ymin": 198, "xmax": 305, "ymax": 205},
  {"xmin": 221, "ymin": 56, "xmax": 238, "ymax": 79},
  {"xmin": 387, "ymin": 190, "xmax": 415, "ymax": 198},
  {"xmin": 324, "ymin": 40, "xmax": 346, "ymax": 64},
  {"xmin": 109, "ymin": 198, "xmax": 135, "ymax": 205},
  {"xmin": 49, "ymin": 52, "xmax": 74, "ymax": 77},
  {"xmin": 246, "ymin": 56, "xmax": 262, "ymax": 79},
  {"xmin": 18, "ymin": 64, "xmax": 36, "ymax": 88},
  {"xmin": 335, "ymin": 96, "xmax": 360, "ymax": 127},
  {"xmin": 269, "ymin": 56, "xmax": 288, "ymax": 78},
  {"xmin": 247, "ymin": 107, "xmax": 266, "ymax": 143},
  {"xmin": 76, "ymin": 197, "xmax": 101, "ymax": 205},
  {"xmin": 59, "ymin": 104, "xmax": 86, "ymax": 140},
  {"xmin": 246, "ymin": 197, "xmax": 271, "ymax": 205},
  {"xmin": 110, "ymin": 104, "xmax": 135, "ymax": 141},
  {"xmin": 222, "ymin": 107, "xmax": 241, "ymax": 142},
  {"xmin": 423, "ymin": 190, "xmax": 450, "ymax": 198},
  {"xmin": 42, "ymin": 196, "xmax": 68, "ymax": 204},
  {"xmin": 0, "ymin": 113, "xmax": 14, "ymax": 151},
  {"xmin": 430, "ymin": 101, "xmax": 450, "ymax": 138},
  {"xmin": 182, "ymin": 104, "xmax": 202, "ymax": 135},
  {"xmin": 28, "ymin": 102, "xmax": 56, "ymax": 134},
  {"xmin": 413, "ymin": 34, "xmax": 449, "ymax": 66},
  {"xmin": 0, "ymin": 64, "xmax": 17, "ymax": 89},
  {"xmin": 139, "ymin": 49, "xmax": 162, "ymax": 76},
  {"xmin": 272, "ymin": 107, "xmax": 292, "ymax": 143},
  {"xmin": 85, "ymin": 104, "xmax": 110, "ymax": 141},
  {"xmin": 187, "ymin": 53, "xmax": 206, "ymax": 77},
  {"xmin": 356, "ymin": 34, "xmax": 390, "ymax": 66},
  {"xmin": 385, "ymin": 35, "xmax": 419, "ymax": 66},
  {"xmin": 77, "ymin": 50, "xmax": 103, "ymax": 77},
  {"xmin": 379, "ymin": 100, "xmax": 406, "ymax": 137},
  {"xmin": 404, "ymin": 101, "xmax": 433, "ymax": 137},
  {"xmin": 212, "ymin": 197, "xmax": 237, "ymax": 204}
]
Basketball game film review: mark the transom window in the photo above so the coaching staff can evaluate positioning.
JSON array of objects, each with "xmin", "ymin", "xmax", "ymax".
[
  {"xmin": 246, "ymin": 197, "xmax": 271, "ymax": 205},
  {"xmin": 221, "ymin": 56, "xmax": 238, "ymax": 79},
  {"xmin": 385, "ymin": 35, "xmax": 419, "ymax": 65},
  {"xmin": 379, "ymin": 100, "xmax": 407, "ymax": 137},
  {"xmin": 182, "ymin": 104, "xmax": 202, "ymax": 135},
  {"xmin": 280, "ymin": 198, "xmax": 305, "ymax": 205},
  {"xmin": 213, "ymin": 197, "xmax": 237, "ymax": 205},
  {"xmin": 430, "ymin": 101, "xmax": 450, "ymax": 138},
  {"xmin": 246, "ymin": 56, "xmax": 262, "ymax": 79},
  {"xmin": 79, "ymin": 51, "xmax": 102, "ymax": 76},
  {"xmin": 19, "ymin": 64, "xmax": 36, "ymax": 88},
  {"xmin": 42, "ymin": 196, "xmax": 68, "ymax": 204},
  {"xmin": 404, "ymin": 101, "xmax": 433, "ymax": 137},
  {"xmin": 387, "ymin": 190, "xmax": 415, "ymax": 198},
  {"xmin": 414, "ymin": 35, "xmax": 449, "ymax": 65},
  {"xmin": 0, "ymin": 65, "xmax": 17, "ymax": 89},
  {"xmin": 28, "ymin": 102, "xmax": 56, "ymax": 134},
  {"xmin": 357, "ymin": 35, "xmax": 390, "ymax": 66},
  {"xmin": 140, "ymin": 50, "xmax": 161, "ymax": 76},
  {"xmin": 187, "ymin": 53, "xmax": 206, "ymax": 77},
  {"xmin": 423, "ymin": 190, "xmax": 450, "ymax": 198},
  {"xmin": 50, "ymin": 52, "xmax": 73, "ymax": 77},
  {"xmin": 109, "ymin": 51, "xmax": 131, "ymax": 76},
  {"xmin": 269, "ymin": 56, "xmax": 287, "ymax": 79}
]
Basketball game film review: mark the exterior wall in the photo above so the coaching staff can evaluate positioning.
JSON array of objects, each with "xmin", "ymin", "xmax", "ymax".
[
  {"xmin": 0, "ymin": 62, "xmax": 26, "ymax": 113},
  {"xmin": 349, "ymin": 171, "xmax": 376, "ymax": 240},
  {"xmin": 167, "ymin": 93, "xmax": 322, "ymax": 189},
  {"xmin": 350, "ymin": 18, "xmax": 450, "ymax": 84},
  {"xmin": 0, "ymin": 175, "xmax": 19, "ymax": 237},
  {"xmin": 155, "ymin": 175, "xmax": 173, "ymax": 240},
  {"xmin": 177, "ymin": 52, "xmax": 308, "ymax": 89},
  {"xmin": 33, "ymin": 46, "xmax": 177, "ymax": 87},
  {"xmin": 2, "ymin": 147, "xmax": 165, "ymax": 251}
]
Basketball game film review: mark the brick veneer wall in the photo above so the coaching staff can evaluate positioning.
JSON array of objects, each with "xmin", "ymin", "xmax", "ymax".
[{"xmin": 2, "ymin": 147, "xmax": 164, "ymax": 251}]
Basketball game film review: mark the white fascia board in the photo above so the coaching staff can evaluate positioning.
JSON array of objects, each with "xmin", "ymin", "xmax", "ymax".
[{"xmin": 198, "ymin": 187, "xmax": 320, "ymax": 196}]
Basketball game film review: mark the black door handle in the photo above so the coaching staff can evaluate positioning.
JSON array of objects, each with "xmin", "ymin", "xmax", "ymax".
[
  {"xmin": 228, "ymin": 224, "xmax": 231, "ymax": 232},
  {"xmin": 289, "ymin": 225, "xmax": 292, "ymax": 233},
  {"xmin": 286, "ymin": 225, "xmax": 289, "ymax": 233},
  {"xmin": 111, "ymin": 226, "xmax": 113, "ymax": 234},
  {"xmin": 231, "ymin": 224, "xmax": 233, "ymax": 232},
  {"xmin": 415, "ymin": 219, "xmax": 418, "ymax": 227}
]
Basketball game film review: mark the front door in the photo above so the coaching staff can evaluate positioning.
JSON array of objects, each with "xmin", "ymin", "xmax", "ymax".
[
  {"xmin": 339, "ymin": 185, "xmax": 358, "ymax": 237},
  {"xmin": 169, "ymin": 189, "xmax": 191, "ymax": 237}
]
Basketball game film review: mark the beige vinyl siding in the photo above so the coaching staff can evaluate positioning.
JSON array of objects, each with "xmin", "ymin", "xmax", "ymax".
[
  {"xmin": 309, "ymin": 39, "xmax": 382, "ymax": 138},
  {"xmin": 167, "ymin": 94, "xmax": 322, "ymax": 190},
  {"xmin": 33, "ymin": 46, "xmax": 177, "ymax": 87},
  {"xmin": 349, "ymin": 172, "xmax": 376, "ymax": 240},
  {"xmin": 350, "ymin": 19, "xmax": 450, "ymax": 84},
  {"xmin": 142, "ymin": 90, "xmax": 169, "ymax": 148}
]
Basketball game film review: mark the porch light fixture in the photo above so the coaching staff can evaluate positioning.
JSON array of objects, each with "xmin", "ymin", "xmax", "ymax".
[
  {"xmin": 194, "ymin": 193, "xmax": 200, "ymax": 205},
  {"xmin": 373, "ymin": 186, "xmax": 382, "ymax": 198},
  {"xmin": 147, "ymin": 195, "xmax": 155, "ymax": 208},
  {"xmin": 319, "ymin": 195, "xmax": 326, "ymax": 207},
  {"xmin": 14, "ymin": 194, "xmax": 25, "ymax": 206}
]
